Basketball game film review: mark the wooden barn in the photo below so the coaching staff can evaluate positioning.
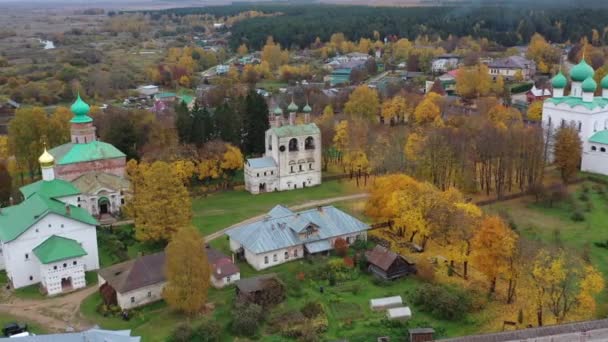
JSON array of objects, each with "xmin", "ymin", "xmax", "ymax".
[{"xmin": 365, "ymin": 245, "xmax": 416, "ymax": 280}]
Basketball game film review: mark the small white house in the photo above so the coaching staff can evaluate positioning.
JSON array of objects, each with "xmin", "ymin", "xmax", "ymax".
[
  {"xmin": 136, "ymin": 85, "xmax": 159, "ymax": 97},
  {"xmin": 226, "ymin": 205, "xmax": 369, "ymax": 270}
]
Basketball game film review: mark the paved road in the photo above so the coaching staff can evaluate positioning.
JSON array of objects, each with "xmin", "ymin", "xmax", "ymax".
[{"xmin": 205, "ymin": 192, "xmax": 370, "ymax": 241}]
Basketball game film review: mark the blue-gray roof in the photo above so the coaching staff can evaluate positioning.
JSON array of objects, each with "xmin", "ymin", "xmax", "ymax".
[
  {"xmin": 305, "ymin": 240, "xmax": 332, "ymax": 253},
  {"xmin": 246, "ymin": 157, "xmax": 277, "ymax": 169},
  {"xmin": 11, "ymin": 328, "xmax": 140, "ymax": 342},
  {"xmin": 225, "ymin": 205, "xmax": 369, "ymax": 254}
]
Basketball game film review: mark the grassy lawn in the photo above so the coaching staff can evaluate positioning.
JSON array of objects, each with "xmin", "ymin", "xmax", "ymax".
[
  {"xmin": 192, "ymin": 180, "xmax": 358, "ymax": 236},
  {"xmin": 485, "ymin": 181, "xmax": 608, "ymax": 315},
  {"xmin": 0, "ymin": 313, "xmax": 47, "ymax": 335}
]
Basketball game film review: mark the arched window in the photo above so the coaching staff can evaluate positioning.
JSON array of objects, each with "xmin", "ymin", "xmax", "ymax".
[
  {"xmin": 547, "ymin": 116, "xmax": 552, "ymax": 126},
  {"xmin": 594, "ymin": 121, "xmax": 599, "ymax": 132},
  {"xmin": 605, "ymin": 119, "xmax": 608, "ymax": 130},
  {"xmin": 592, "ymin": 146, "xmax": 597, "ymax": 151},
  {"xmin": 289, "ymin": 138, "xmax": 298, "ymax": 151},
  {"xmin": 578, "ymin": 121, "xmax": 582, "ymax": 132},
  {"xmin": 602, "ymin": 147, "xmax": 606, "ymax": 152},
  {"xmin": 305, "ymin": 136, "xmax": 315, "ymax": 150}
]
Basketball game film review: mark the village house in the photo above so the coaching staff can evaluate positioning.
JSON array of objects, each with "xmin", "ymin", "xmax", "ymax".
[
  {"xmin": 365, "ymin": 245, "xmax": 417, "ymax": 280},
  {"xmin": 47, "ymin": 95, "xmax": 129, "ymax": 220},
  {"xmin": 225, "ymin": 205, "xmax": 369, "ymax": 270},
  {"xmin": 0, "ymin": 150, "xmax": 99, "ymax": 295},
  {"xmin": 487, "ymin": 56, "xmax": 536, "ymax": 81},
  {"xmin": 235, "ymin": 273, "xmax": 284, "ymax": 306},
  {"xmin": 431, "ymin": 54, "xmax": 461, "ymax": 73},
  {"xmin": 244, "ymin": 101, "xmax": 321, "ymax": 194},
  {"xmin": 526, "ymin": 84, "xmax": 553, "ymax": 103},
  {"xmin": 98, "ymin": 247, "xmax": 240, "ymax": 310}
]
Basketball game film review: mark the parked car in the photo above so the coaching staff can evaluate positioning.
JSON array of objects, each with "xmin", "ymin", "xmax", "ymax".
[{"xmin": 3, "ymin": 322, "xmax": 28, "ymax": 337}]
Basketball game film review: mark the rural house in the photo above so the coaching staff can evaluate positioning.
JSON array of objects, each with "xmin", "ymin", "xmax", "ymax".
[
  {"xmin": 206, "ymin": 246, "xmax": 241, "ymax": 288},
  {"xmin": 235, "ymin": 274, "xmax": 284, "ymax": 306},
  {"xmin": 365, "ymin": 245, "xmax": 417, "ymax": 280},
  {"xmin": 226, "ymin": 205, "xmax": 369, "ymax": 270}
]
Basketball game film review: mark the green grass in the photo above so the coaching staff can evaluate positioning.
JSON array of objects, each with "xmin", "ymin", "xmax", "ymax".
[
  {"xmin": 485, "ymin": 181, "xmax": 608, "ymax": 315},
  {"xmin": 0, "ymin": 313, "xmax": 47, "ymax": 335},
  {"xmin": 192, "ymin": 180, "xmax": 356, "ymax": 236},
  {"xmin": 13, "ymin": 284, "xmax": 45, "ymax": 300}
]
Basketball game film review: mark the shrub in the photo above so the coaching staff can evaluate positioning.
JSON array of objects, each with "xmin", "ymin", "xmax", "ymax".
[
  {"xmin": 351, "ymin": 239, "xmax": 369, "ymax": 251},
  {"xmin": 410, "ymin": 284, "xmax": 473, "ymax": 320},
  {"xmin": 571, "ymin": 210, "xmax": 585, "ymax": 222},
  {"xmin": 166, "ymin": 323, "xmax": 193, "ymax": 342},
  {"xmin": 579, "ymin": 192, "xmax": 589, "ymax": 202},
  {"xmin": 230, "ymin": 301, "xmax": 263, "ymax": 336},
  {"xmin": 301, "ymin": 301, "xmax": 324, "ymax": 319},
  {"xmin": 328, "ymin": 272, "xmax": 336, "ymax": 286},
  {"xmin": 415, "ymin": 258, "xmax": 435, "ymax": 283},
  {"xmin": 334, "ymin": 237, "xmax": 349, "ymax": 256},
  {"xmin": 191, "ymin": 320, "xmax": 221, "ymax": 342}
]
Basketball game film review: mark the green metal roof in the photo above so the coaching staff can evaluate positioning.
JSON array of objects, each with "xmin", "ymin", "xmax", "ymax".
[
  {"xmin": 582, "ymin": 77, "xmax": 597, "ymax": 92},
  {"xmin": 49, "ymin": 141, "xmax": 125, "ymax": 165},
  {"xmin": 601, "ymin": 75, "xmax": 608, "ymax": 89},
  {"xmin": 178, "ymin": 94, "xmax": 194, "ymax": 104},
  {"xmin": 273, "ymin": 106, "xmax": 283, "ymax": 116},
  {"xmin": 288, "ymin": 101, "xmax": 299, "ymax": 112},
  {"xmin": 303, "ymin": 104, "xmax": 312, "ymax": 113},
  {"xmin": 570, "ymin": 60, "xmax": 594, "ymax": 82},
  {"xmin": 70, "ymin": 94, "xmax": 93, "ymax": 124},
  {"xmin": 155, "ymin": 92, "xmax": 176, "ymax": 99},
  {"xmin": 0, "ymin": 194, "xmax": 98, "ymax": 242},
  {"xmin": 20, "ymin": 179, "xmax": 81, "ymax": 200},
  {"xmin": 589, "ymin": 130, "xmax": 608, "ymax": 145},
  {"xmin": 33, "ymin": 235, "xmax": 87, "ymax": 264},
  {"xmin": 545, "ymin": 96, "xmax": 608, "ymax": 110},
  {"xmin": 552, "ymin": 72, "xmax": 567, "ymax": 89},
  {"xmin": 270, "ymin": 123, "xmax": 320, "ymax": 138}
]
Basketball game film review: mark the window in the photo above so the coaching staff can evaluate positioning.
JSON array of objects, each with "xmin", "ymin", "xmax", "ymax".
[
  {"xmin": 299, "ymin": 164, "xmax": 303, "ymax": 171},
  {"xmin": 73, "ymin": 261, "xmax": 77, "ymax": 265},
  {"xmin": 77, "ymin": 197, "xmax": 80, "ymax": 201},
  {"xmin": 273, "ymin": 254, "xmax": 278, "ymax": 262},
  {"xmin": 305, "ymin": 136, "xmax": 315, "ymax": 150},
  {"xmin": 131, "ymin": 297, "xmax": 135, "ymax": 303},
  {"xmin": 602, "ymin": 147, "xmax": 606, "ymax": 152},
  {"xmin": 35, "ymin": 229, "xmax": 39, "ymax": 233},
  {"xmin": 29, "ymin": 276, "xmax": 33, "ymax": 281},
  {"xmin": 309, "ymin": 163, "xmax": 312, "ymax": 170},
  {"xmin": 592, "ymin": 146, "xmax": 597, "ymax": 151},
  {"xmin": 227, "ymin": 276, "xmax": 231, "ymax": 282},
  {"xmin": 63, "ymin": 263, "xmax": 67, "ymax": 268},
  {"xmin": 264, "ymin": 171, "xmax": 267, "ymax": 176},
  {"xmin": 294, "ymin": 249, "xmax": 298, "ymax": 257},
  {"xmin": 594, "ymin": 121, "xmax": 599, "ymax": 132},
  {"xmin": 289, "ymin": 138, "xmax": 299, "ymax": 151},
  {"xmin": 578, "ymin": 121, "xmax": 582, "ymax": 132},
  {"xmin": 61, "ymin": 224, "xmax": 64, "ymax": 228},
  {"xmin": 121, "ymin": 199, "xmax": 125, "ymax": 205},
  {"xmin": 53, "ymin": 266, "xmax": 57, "ymax": 270},
  {"xmin": 290, "ymin": 166, "xmax": 294, "ymax": 173},
  {"xmin": 547, "ymin": 116, "xmax": 552, "ymax": 126},
  {"xmin": 25, "ymin": 253, "xmax": 29, "ymax": 260},
  {"xmin": 147, "ymin": 291, "xmax": 152, "ymax": 297},
  {"xmin": 257, "ymin": 173, "xmax": 259, "ymax": 177},
  {"xmin": 264, "ymin": 256, "xmax": 269, "ymax": 264},
  {"xmin": 284, "ymin": 251, "xmax": 289, "ymax": 260},
  {"xmin": 271, "ymin": 171, "xmax": 274, "ymax": 175}
]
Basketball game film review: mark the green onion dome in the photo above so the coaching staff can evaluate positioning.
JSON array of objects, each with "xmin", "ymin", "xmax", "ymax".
[
  {"xmin": 287, "ymin": 101, "xmax": 299, "ymax": 112},
  {"xmin": 303, "ymin": 103, "xmax": 312, "ymax": 113},
  {"xmin": 273, "ymin": 106, "xmax": 283, "ymax": 116},
  {"xmin": 582, "ymin": 76, "xmax": 597, "ymax": 93},
  {"xmin": 551, "ymin": 72, "xmax": 567, "ymax": 89},
  {"xmin": 570, "ymin": 60, "xmax": 594, "ymax": 82},
  {"xmin": 601, "ymin": 75, "xmax": 608, "ymax": 89},
  {"xmin": 69, "ymin": 94, "xmax": 92, "ymax": 123}
]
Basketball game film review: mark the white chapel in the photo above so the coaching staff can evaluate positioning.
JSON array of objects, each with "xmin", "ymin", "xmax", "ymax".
[
  {"xmin": 543, "ymin": 59, "xmax": 608, "ymax": 175},
  {"xmin": 244, "ymin": 101, "xmax": 322, "ymax": 194}
]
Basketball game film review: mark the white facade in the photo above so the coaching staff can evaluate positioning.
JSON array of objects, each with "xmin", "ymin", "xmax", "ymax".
[
  {"xmin": 117, "ymin": 282, "xmax": 165, "ymax": 310},
  {"xmin": 211, "ymin": 271, "xmax": 241, "ymax": 288},
  {"xmin": 0, "ymin": 213, "xmax": 98, "ymax": 292},
  {"xmin": 244, "ymin": 108, "xmax": 322, "ymax": 195},
  {"xmin": 431, "ymin": 56, "xmax": 460, "ymax": 73}
]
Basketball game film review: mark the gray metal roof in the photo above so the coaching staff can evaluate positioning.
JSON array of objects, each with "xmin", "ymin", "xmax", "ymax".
[
  {"xmin": 305, "ymin": 240, "xmax": 332, "ymax": 253},
  {"xmin": 10, "ymin": 328, "xmax": 140, "ymax": 342},
  {"xmin": 488, "ymin": 55, "xmax": 535, "ymax": 69},
  {"xmin": 246, "ymin": 157, "xmax": 277, "ymax": 169},
  {"xmin": 225, "ymin": 205, "xmax": 369, "ymax": 254}
]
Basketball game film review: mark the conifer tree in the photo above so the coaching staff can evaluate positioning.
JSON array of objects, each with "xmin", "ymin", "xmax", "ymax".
[
  {"xmin": 242, "ymin": 90, "xmax": 269, "ymax": 155},
  {"xmin": 164, "ymin": 225, "xmax": 209, "ymax": 316}
]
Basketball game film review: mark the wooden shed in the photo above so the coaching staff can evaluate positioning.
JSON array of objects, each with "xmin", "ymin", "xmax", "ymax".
[{"xmin": 365, "ymin": 245, "xmax": 416, "ymax": 280}]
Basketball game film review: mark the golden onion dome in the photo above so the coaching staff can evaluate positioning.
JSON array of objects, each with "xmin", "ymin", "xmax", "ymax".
[{"xmin": 38, "ymin": 148, "xmax": 55, "ymax": 167}]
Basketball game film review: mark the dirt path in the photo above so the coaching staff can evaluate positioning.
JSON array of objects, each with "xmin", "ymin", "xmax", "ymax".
[
  {"xmin": 0, "ymin": 286, "xmax": 97, "ymax": 333},
  {"xmin": 205, "ymin": 192, "xmax": 370, "ymax": 241}
]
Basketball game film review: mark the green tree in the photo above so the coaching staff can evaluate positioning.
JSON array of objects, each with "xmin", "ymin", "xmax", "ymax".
[
  {"xmin": 0, "ymin": 163, "xmax": 12, "ymax": 206},
  {"xmin": 8, "ymin": 107, "xmax": 48, "ymax": 179},
  {"xmin": 243, "ymin": 90, "xmax": 269, "ymax": 155},
  {"xmin": 163, "ymin": 225, "xmax": 210, "ymax": 316}
]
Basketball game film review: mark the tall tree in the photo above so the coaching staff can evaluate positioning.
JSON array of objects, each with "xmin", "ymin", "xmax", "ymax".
[
  {"xmin": 164, "ymin": 225, "xmax": 210, "ymax": 316},
  {"xmin": 175, "ymin": 101, "xmax": 192, "ymax": 145},
  {"xmin": 125, "ymin": 161, "xmax": 192, "ymax": 243},
  {"xmin": 553, "ymin": 125, "xmax": 582, "ymax": 183},
  {"xmin": 0, "ymin": 163, "xmax": 12, "ymax": 206},
  {"xmin": 344, "ymin": 86, "xmax": 380, "ymax": 122},
  {"xmin": 242, "ymin": 90, "xmax": 269, "ymax": 156},
  {"xmin": 8, "ymin": 107, "xmax": 49, "ymax": 179}
]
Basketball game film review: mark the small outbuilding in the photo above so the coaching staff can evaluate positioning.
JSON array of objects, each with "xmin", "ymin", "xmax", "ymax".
[
  {"xmin": 409, "ymin": 328, "xmax": 435, "ymax": 342},
  {"xmin": 235, "ymin": 273, "xmax": 285, "ymax": 306},
  {"xmin": 206, "ymin": 246, "xmax": 240, "ymax": 288},
  {"xmin": 366, "ymin": 245, "xmax": 416, "ymax": 280},
  {"xmin": 370, "ymin": 295, "xmax": 403, "ymax": 311},
  {"xmin": 387, "ymin": 306, "xmax": 412, "ymax": 321}
]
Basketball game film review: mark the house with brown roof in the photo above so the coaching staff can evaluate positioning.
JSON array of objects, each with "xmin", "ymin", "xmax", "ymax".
[
  {"xmin": 365, "ymin": 245, "xmax": 416, "ymax": 280},
  {"xmin": 98, "ymin": 247, "xmax": 240, "ymax": 310},
  {"xmin": 98, "ymin": 252, "xmax": 166, "ymax": 310},
  {"xmin": 206, "ymin": 246, "xmax": 240, "ymax": 288}
]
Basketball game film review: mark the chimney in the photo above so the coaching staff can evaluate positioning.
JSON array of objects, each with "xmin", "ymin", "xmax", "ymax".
[{"xmin": 65, "ymin": 204, "xmax": 71, "ymax": 216}]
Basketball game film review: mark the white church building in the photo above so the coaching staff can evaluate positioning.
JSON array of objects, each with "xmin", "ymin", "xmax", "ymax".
[
  {"xmin": 543, "ymin": 59, "xmax": 608, "ymax": 176},
  {"xmin": 0, "ymin": 150, "xmax": 99, "ymax": 295},
  {"xmin": 244, "ymin": 101, "xmax": 322, "ymax": 194}
]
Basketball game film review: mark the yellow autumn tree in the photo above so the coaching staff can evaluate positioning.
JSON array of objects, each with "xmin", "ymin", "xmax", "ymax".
[
  {"xmin": 471, "ymin": 215, "xmax": 518, "ymax": 295},
  {"xmin": 344, "ymin": 86, "xmax": 380, "ymax": 121},
  {"xmin": 171, "ymin": 160, "xmax": 196, "ymax": 185},
  {"xmin": 527, "ymin": 101, "xmax": 543, "ymax": 121},
  {"xmin": 414, "ymin": 95, "xmax": 441, "ymax": 125},
  {"xmin": 455, "ymin": 64, "xmax": 492, "ymax": 99},
  {"xmin": 163, "ymin": 225, "xmax": 209, "ymax": 316},
  {"xmin": 554, "ymin": 125, "xmax": 582, "ymax": 183},
  {"xmin": 237, "ymin": 43, "xmax": 249, "ymax": 56},
  {"xmin": 333, "ymin": 120, "xmax": 350, "ymax": 154},
  {"xmin": 220, "ymin": 143, "xmax": 243, "ymax": 185},
  {"xmin": 261, "ymin": 36, "xmax": 286, "ymax": 70},
  {"xmin": 126, "ymin": 161, "xmax": 192, "ymax": 243},
  {"xmin": 381, "ymin": 96, "xmax": 409, "ymax": 123}
]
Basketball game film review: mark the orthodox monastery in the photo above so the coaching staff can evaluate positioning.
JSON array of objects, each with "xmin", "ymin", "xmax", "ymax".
[
  {"xmin": 0, "ymin": 150, "xmax": 99, "ymax": 295},
  {"xmin": 543, "ymin": 59, "xmax": 608, "ymax": 175},
  {"xmin": 244, "ymin": 101, "xmax": 321, "ymax": 194},
  {"xmin": 47, "ymin": 95, "xmax": 129, "ymax": 218}
]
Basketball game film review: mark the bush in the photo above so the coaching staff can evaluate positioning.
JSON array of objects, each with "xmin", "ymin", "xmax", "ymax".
[
  {"xmin": 351, "ymin": 239, "xmax": 369, "ymax": 251},
  {"xmin": 166, "ymin": 323, "xmax": 193, "ymax": 342},
  {"xmin": 579, "ymin": 192, "xmax": 589, "ymax": 202},
  {"xmin": 191, "ymin": 320, "xmax": 222, "ymax": 342},
  {"xmin": 328, "ymin": 272, "xmax": 336, "ymax": 286},
  {"xmin": 301, "ymin": 301, "xmax": 324, "ymax": 319},
  {"xmin": 231, "ymin": 302, "xmax": 263, "ymax": 336},
  {"xmin": 571, "ymin": 210, "xmax": 585, "ymax": 222},
  {"xmin": 410, "ymin": 284, "xmax": 473, "ymax": 320}
]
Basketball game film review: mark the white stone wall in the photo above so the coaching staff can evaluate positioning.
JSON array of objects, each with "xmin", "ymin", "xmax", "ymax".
[
  {"xmin": 40, "ymin": 257, "xmax": 86, "ymax": 295},
  {"xmin": 116, "ymin": 282, "xmax": 166, "ymax": 310},
  {"xmin": 78, "ymin": 190, "xmax": 125, "ymax": 216},
  {"xmin": 244, "ymin": 165, "xmax": 279, "ymax": 194},
  {"xmin": 245, "ymin": 245, "xmax": 304, "ymax": 271},
  {"xmin": 582, "ymin": 143, "xmax": 608, "ymax": 175},
  {"xmin": 275, "ymin": 133, "xmax": 322, "ymax": 191},
  {"xmin": 2, "ymin": 213, "xmax": 98, "ymax": 290}
]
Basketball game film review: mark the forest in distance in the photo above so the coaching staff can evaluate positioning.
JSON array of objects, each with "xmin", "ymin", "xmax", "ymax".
[{"xmin": 143, "ymin": 4, "xmax": 608, "ymax": 50}]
